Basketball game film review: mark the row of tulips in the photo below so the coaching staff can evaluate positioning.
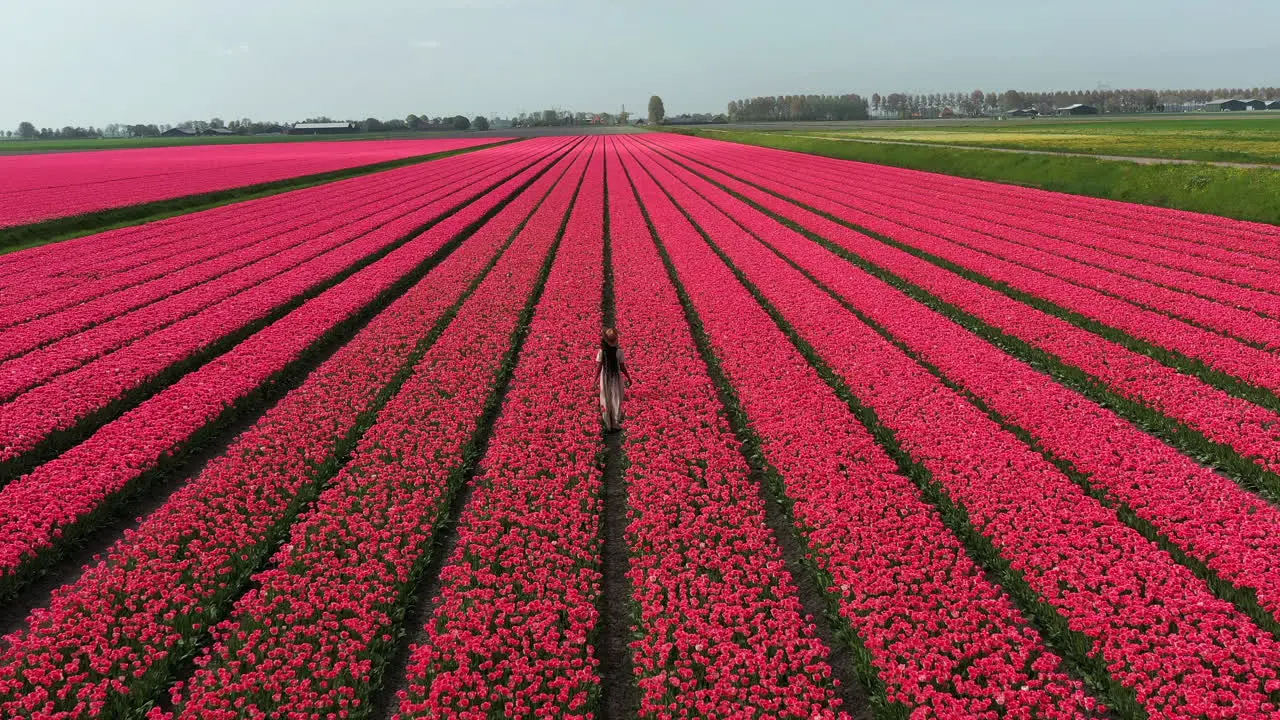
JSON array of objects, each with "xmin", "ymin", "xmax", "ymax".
[
  {"xmin": 641, "ymin": 136, "xmax": 1280, "ymax": 491},
  {"xmin": 0, "ymin": 138, "xmax": 578, "ymax": 720},
  {"xmin": 715, "ymin": 144, "xmax": 1280, "ymax": 351},
  {"xmin": 615, "ymin": 139, "xmax": 1100, "ymax": 718},
  {"xmin": 760, "ymin": 133, "xmax": 1280, "ymax": 255},
  {"xmin": 863, "ymin": 149, "xmax": 1280, "ymax": 251},
  {"xmin": 853, "ymin": 164, "xmax": 1280, "ymax": 294},
  {"xmin": 604, "ymin": 140, "xmax": 847, "ymax": 719},
  {"xmin": 0, "ymin": 153, "xmax": 456, "ymax": 317},
  {"xmin": 0, "ymin": 147, "xmax": 509, "ymax": 340},
  {"xmin": 0, "ymin": 137, "xmax": 506, "ymax": 229},
  {"xmin": 0, "ymin": 174, "xmax": 300, "ymax": 285},
  {"xmin": 0, "ymin": 153, "xmax": 520, "ymax": 401},
  {"xmin": 627, "ymin": 137, "xmax": 1280, "ymax": 718},
  {"xmin": 155, "ymin": 141, "xmax": 593, "ymax": 719},
  {"xmin": 0, "ymin": 145, "xmax": 540, "ymax": 476},
  {"xmin": 0, "ymin": 140, "xmax": 573, "ymax": 599},
  {"xmin": 747, "ymin": 142, "xmax": 1280, "ymax": 294},
  {"xmin": 655, "ymin": 135, "xmax": 1280, "ymax": 407},
  {"xmin": 0, "ymin": 160, "xmax": 433, "ymax": 295},
  {"xmin": 395, "ymin": 139, "xmax": 607, "ymax": 719},
  {"xmin": 641, "ymin": 141, "xmax": 1280, "ymax": 636}
]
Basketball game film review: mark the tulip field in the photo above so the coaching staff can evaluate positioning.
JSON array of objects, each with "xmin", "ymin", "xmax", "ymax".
[
  {"xmin": 3, "ymin": 132, "xmax": 1280, "ymax": 719},
  {"xmin": 0, "ymin": 137, "xmax": 506, "ymax": 228}
]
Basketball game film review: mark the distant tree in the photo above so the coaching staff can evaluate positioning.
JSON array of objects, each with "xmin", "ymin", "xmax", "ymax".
[
  {"xmin": 883, "ymin": 93, "xmax": 907, "ymax": 118},
  {"xmin": 1000, "ymin": 90, "xmax": 1025, "ymax": 111},
  {"xmin": 209, "ymin": 117, "xmax": 225, "ymax": 129},
  {"xmin": 648, "ymin": 95, "xmax": 665, "ymax": 124},
  {"xmin": 406, "ymin": 114, "xmax": 422, "ymax": 131},
  {"xmin": 384, "ymin": 118, "xmax": 408, "ymax": 131},
  {"xmin": 363, "ymin": 117, "xmax": 385, "ymax": 132},
  {"xmin": 472, "ymin": 115, "xmax": 490, "ymax": 131},
  {"xmin": 17, "ymin": 121, "xmax": 36, "ymax": 139},
  {"xmin": 969, "ymin": 89, "xmax": 986, "ymax": 116},
  {"xmin": 451, "ymin": 115, "xmax": 470, "ymax": 130}
]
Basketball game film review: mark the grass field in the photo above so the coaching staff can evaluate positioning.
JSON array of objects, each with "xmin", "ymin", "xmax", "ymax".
[
  {"xmin": 785, "ymin": 114, "xmax": 1280, "ymax": 164},
  {"xmin": 668, "ymin": 124, "xmax": 1280, "ymax": 225}
]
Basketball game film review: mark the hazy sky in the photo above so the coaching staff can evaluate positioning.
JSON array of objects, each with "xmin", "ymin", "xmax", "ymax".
[{"xmin": 3, "ymin": 0, "xmax": 1278, "ymax": 128}]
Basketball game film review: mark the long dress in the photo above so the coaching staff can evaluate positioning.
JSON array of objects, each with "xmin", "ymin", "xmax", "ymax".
[{"xmin": 596, "ymin": 347, "xmax": 625, "ymax": 430}]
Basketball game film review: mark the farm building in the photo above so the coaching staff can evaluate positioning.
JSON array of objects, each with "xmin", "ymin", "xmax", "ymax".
[
  {"xmin": 1269, "ymin": 100, "xmax": 1280, "ymax": 110},
  {"xmin": 160, "ymin": 127, "xmax": 198, "ymax": 137},
  {"xmin": 1007, "ymin": 108, "xmax": 1038, "ymax": 118},
  {"xmin": 1244, "ymin": 99, "xmax": 1269, "ymax": 110},
  {"xmin": 1205, "ymin": 99, "xmax": 1248, "ymax": 111},
  {"xmin": 202, "ymin": 128, "xmax": 234, "ymax": 136},
  {"xmin": 289, "ymin": 122, "xmax": 357, "ymax": 135},
  {"xmin": 1055, "ymin": 103, "xmax": 1098, "ymax": 115}
]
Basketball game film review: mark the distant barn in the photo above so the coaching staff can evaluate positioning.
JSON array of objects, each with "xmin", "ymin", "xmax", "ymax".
[
  {"xmin": 289, "ymin": 122, "xmax": 357, "ymax": 135},
  {"xmin": 202, "ymin": 128, "xmax": 234, "ymax": 136},
  {"xmin": 1205, "ymin": 99, "xmax": 1248, "ymax": 111},
  {"xmin": 1007, "ymin": 108, "xmax": 1038, "ymax": 118},
  {"xmin": 160, "ymin": 127, "xmax": 198, "ymax": 137},
  {"xmin": 1269, "ymin": 100, "xmax": 1280, "ymax": 110},
  {"xmin": 1244, "ymin": 99, "xmax": 1269, "ymax": 111},
  {"xmin": 1056, "ymin": 103, "xmax": 1098, "ymax": 115}
]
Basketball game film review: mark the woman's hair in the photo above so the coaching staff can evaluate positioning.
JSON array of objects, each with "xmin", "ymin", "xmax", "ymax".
[{"xmin": 600, "ymin": 328, "xmax": 620, "ymax": 374}]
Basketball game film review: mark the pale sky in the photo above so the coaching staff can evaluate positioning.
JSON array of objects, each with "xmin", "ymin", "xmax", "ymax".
[{"xmin": 3, "ymin": 0, "xmax": 1278, "ymax": 129}]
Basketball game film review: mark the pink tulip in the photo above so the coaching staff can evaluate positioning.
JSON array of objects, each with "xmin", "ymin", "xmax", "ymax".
[
  {"xmin": 627, "ymin": 134, "xmax": 1280, "ymax": 718},
  {"xmin": 0, "ymin": 138, "xmax": 508, "ymax": 230},
  {"xmin": 159, "ymin": 140, "xmax": 597, "ymax": 719},
  {"xmin": 0, "ymin": 138, "xmax": 575, "ymax": 720}
]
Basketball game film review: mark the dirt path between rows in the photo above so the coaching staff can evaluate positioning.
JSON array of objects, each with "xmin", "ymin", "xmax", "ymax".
[{"xmin": 721, "ymin": 131, "xmax": 1280, "ymax": 170}]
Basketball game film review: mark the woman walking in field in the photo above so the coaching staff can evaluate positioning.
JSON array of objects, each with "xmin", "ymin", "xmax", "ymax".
[{"xmin": 596, "ymin": 328, "xmax": 633, "ymax": 432}]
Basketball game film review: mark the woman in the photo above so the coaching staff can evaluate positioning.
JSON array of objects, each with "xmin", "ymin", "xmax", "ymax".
[{"xmin": 596, "ymin": 327, "xmax": 633, "ymax": 432}]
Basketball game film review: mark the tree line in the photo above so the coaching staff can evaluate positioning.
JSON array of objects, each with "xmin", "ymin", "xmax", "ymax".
[
  {"xmin": 7, "ymin": 113, "xmax": 497, "ymax": 141},
  {"xmin": 726, "ymin": 94, "xmax": 870, "ymax": 122},
  {"xmin": 7, "ymin": 105, "xmax": 648, "ymax": 141},
  {"xmin": 870, "ymin": 86, "xmax": 1280, "ymax": 119},
  {"xmin": 717, "ymin": 86, "xmax": 1280, "ymax": 124}
]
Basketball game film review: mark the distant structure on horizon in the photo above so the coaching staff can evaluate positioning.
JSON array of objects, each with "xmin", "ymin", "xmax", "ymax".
[
  {"xmin": 289, "ymin": 121, "xmax": 358, "ymax": 135},
  {"xmin": 1055, "ymin": 103, "xmax": 1098, "ymax": 115},
  {"xmin": 1202, "ymin": 98, "xmax": 1274, "ymax": 111},
  {"xmin": 161, "ymin": 126, "xmax": 237, "ymax": 137}
]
